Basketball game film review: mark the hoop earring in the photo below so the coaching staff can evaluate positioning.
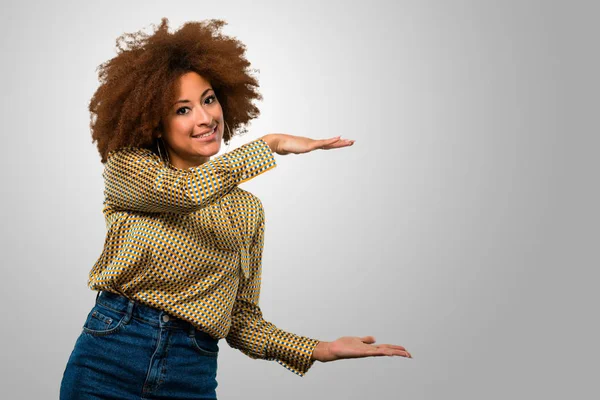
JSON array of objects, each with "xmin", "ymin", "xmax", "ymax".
[
  {"xmin": 157, "ymin": 137, "xmax": 170, "ymax": 165},
  {"xmin": 157, "ymin": 139, "xmax": 163, "ymax": 160},
  {"xmin": 224, "ymin": 121, "xmax": 232, "ymax": 149}
]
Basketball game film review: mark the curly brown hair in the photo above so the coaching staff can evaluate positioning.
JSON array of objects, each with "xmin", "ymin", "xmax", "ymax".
[{"xmin": 89, "ymin": 17, "xmax": 263, "ymax": 163}]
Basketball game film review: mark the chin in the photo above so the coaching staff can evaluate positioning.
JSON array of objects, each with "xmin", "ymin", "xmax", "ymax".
[{"xmin": 192, "ymin": 143, "xmax": 220, "ymax": 157}]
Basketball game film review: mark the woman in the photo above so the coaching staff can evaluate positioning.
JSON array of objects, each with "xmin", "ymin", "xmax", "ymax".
[{"xmin": 60, "ymin": 18, "xmax": 411, "ymax": 399}]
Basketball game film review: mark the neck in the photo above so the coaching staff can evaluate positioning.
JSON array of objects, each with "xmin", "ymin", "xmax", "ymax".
[{"xmin": 166, "ymin": 148, "xmax": 210, "ymax": 170}]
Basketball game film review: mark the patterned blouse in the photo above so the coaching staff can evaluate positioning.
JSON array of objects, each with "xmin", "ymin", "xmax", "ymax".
[{"xmin": 87, "ymin": 138, "xmax": 320, "ymax": 377}]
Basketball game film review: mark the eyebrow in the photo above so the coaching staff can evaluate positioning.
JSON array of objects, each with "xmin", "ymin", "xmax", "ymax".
[{"xmin": 173, "ymin": 88, "xmax": 214, "ymax": 106}]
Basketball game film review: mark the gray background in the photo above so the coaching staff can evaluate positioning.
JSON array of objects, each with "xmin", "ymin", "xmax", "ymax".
[{"xmin": 1, "ymin": 0, "xmax": 598, "ymax": 398}]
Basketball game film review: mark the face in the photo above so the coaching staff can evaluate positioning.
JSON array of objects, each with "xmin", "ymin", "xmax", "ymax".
[{"xmin": 160, "ymin": 71, "xmax": 224, "ymax": 170}]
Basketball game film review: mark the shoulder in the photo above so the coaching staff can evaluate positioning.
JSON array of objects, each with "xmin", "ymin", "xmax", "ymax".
[
  {"xmin": 104, "ymin": 147, "xmax": 159, "ymax": 173},
  {"xmin": 107, "ymin": 146, "xmax": 156, "ymax": 159},
  {"xmin": 227, "ymin": 187, "xmax": 265, "ymax": 220}
]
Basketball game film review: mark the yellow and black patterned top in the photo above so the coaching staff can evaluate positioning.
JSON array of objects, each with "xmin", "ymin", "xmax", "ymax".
[{"xmin": 87, "ymin": 138, "xmax": 320, "ymax": 377}]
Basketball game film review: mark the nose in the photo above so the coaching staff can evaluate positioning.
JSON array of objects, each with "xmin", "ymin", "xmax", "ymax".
[{"xmin": 195, "ymin": 105, "xmax": 213, "ymax": 127}]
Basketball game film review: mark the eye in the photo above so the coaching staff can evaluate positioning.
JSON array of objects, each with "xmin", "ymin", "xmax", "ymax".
[
  {"xmin": 176, "ymin": 107, "xmax": 190, "ymax": 115},
  {"xmin": 175, "ymin": 95, "xmax": 217, "ymax": 115},
  {"xmin": 205, "ymin": 95, "xmax": 217, "ymax": 105}
]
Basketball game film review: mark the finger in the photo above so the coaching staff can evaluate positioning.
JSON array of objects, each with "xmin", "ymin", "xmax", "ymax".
[
  {"xmin": 361, "ymin": 336, "xmax": 376, "ymax": 344},
  {"xmin": 321, "ymin": 136, "xmax": 355, "ymax": 145},
  {"xmin": 326, "ymin": 140, "xmax": 354, "ymax": 146},
  {"xmin": 321, "ymin": 140, "xmax": 354, "ymax": 150},
  {"xmin": 375, "ymin": 344, "xmax": 407, "ymax": 351},
  {"xmin": 311, "ymin": 137, "xmax": 342, "ymax": 151},
  {"xmin": 382, "ymin": 349, "xmax": 411, "ymax": 358}
]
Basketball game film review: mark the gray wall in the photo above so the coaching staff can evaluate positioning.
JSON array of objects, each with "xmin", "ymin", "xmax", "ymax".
[{"xmin": 1, "ymin": 0, "xmax": 598, "ymax": 398}]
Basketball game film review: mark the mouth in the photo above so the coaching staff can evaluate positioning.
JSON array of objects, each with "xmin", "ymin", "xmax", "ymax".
[{"xmin": 191, "ymin": 125, "xmax": 217, "ymax": 141}]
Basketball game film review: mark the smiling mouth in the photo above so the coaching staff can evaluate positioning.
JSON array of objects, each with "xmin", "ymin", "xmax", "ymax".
[{"xmin": 191, "ymin": 125, "xmax": 217, "ymax": 139}]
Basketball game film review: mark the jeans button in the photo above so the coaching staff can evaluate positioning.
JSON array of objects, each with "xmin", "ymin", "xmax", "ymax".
[{"xmin": 162, "ymin": 314, "xmax": 170, "ymax": 322}]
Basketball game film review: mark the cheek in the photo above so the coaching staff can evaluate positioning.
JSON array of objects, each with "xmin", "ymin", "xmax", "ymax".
[{"xmin": 168, "ymin": 119, "xmax": 193, "ymax": 139}]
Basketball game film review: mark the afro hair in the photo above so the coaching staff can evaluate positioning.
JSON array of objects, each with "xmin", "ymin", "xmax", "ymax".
[{"xmin": 89, "ymin": 17, "xmax": 263, "ymax": 163}]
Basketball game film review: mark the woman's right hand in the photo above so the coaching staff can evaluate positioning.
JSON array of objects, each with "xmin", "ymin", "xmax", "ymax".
[{"xmin": 260, "ymin": 134, "xmax": 355, "ymax": 155}]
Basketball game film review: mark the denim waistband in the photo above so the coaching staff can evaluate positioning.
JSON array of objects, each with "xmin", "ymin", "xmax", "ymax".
[{"xmin": 95, "ymin": 290, "xmax": 218, "ymax": 342}]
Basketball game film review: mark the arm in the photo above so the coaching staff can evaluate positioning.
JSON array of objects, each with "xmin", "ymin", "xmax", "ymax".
[
  {"xmin": 103, "ymin": 138, "xmax": 276, "ymax": 214},
  {"xmin": 225, "ymin": 204, "xmax": 320, "ymax": 377}
]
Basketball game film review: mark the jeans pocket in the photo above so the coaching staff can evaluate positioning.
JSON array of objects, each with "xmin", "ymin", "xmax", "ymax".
[
  {"xmin": 82, "ymin": 303, "xmax": 127, "ymax": 337},
  {"xmin": 188, "ymin": 330, "xmax": 219, "ymax": 358}
]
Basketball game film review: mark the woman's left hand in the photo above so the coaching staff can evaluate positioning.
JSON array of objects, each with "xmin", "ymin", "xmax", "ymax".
[{"xmin": 311, "ymin": 336, "xmax": 412, "ymax": 362}]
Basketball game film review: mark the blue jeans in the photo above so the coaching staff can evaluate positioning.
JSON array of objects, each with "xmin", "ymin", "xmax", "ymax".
[{"xmin": 60, "ymin": 290, "xmax": 220, "ymax": 399}]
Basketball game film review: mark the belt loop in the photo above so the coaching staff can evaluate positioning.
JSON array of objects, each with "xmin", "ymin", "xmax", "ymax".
[
  {"xmin": 188, "ymin": 323, "xmax": 195, "ymax": 337},
  {"xmin": 122, "ymin": 298, "xmax": 135, "ymax": 324},
  {"xmin": 95, "ymin": 290, "xmax": 101, "ymax": 302}
]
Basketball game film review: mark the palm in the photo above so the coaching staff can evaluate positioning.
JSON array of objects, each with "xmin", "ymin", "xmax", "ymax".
[
  {"xmin": 318, "ymin": 336, "xmax": 411, "ymax": 363},
  {"xmin": 275, "ymin": 134, "xmax": 353, "ymax": 155}
]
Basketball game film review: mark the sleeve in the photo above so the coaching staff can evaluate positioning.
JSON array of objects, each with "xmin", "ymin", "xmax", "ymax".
[
  {"xmin": 103, "ymin": 138, "xmax": 276, "ymax": 214},
  {"xmin": 225, "ymin": 205, "xmax": 321, "ymax": 377}
]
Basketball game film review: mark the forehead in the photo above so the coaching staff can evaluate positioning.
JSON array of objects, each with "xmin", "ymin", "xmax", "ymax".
[{"xmin": 176, "ymin": 71, "xmax": 212, "ymax": 94}]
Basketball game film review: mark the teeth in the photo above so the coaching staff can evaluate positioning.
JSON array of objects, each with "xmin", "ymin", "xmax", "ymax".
[{"xmin": 194, "ymin": 127, "xmax": 215, "ymax": 138}]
